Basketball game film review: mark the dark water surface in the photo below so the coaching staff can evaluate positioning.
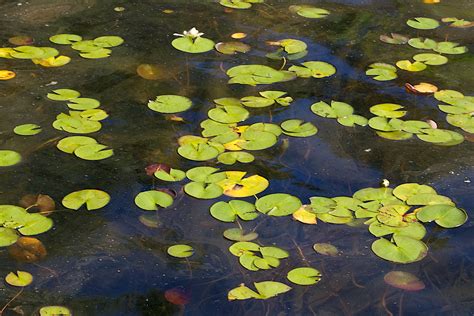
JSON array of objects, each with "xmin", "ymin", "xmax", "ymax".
[{"xmin": 1, "ymin": 0, "xmax": 474, "ymax": 315}]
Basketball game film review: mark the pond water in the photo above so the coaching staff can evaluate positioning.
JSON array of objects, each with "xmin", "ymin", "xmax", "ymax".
[{"xmin": 1, "ymin": 0, "xmax": 473, "ymax": 315}]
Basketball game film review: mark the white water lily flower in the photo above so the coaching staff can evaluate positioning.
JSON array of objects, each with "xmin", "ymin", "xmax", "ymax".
[{"xmin": 173, "ymin": 27, "xmax": 204, "ymax": 39}]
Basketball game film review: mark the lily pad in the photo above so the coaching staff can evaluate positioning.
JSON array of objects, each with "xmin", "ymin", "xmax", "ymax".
[
  {"xmin": 366, "ymin": 63, "xmax": 397, "ymax": 81},
  {"xmin": 172, "ymin": 37, "xmax": 215, "ymax": 53},
  {"xmin": 227, "ymin": 64, "xmax": 295, "ymax": 86},
  {"xmin": 0, "ymin": 150, "xmax": 21, "ymax": 167},
  {"xmin": 134, "ymin": 190, "xmax": 174, "ymax": 210},
  {"xmin": 370, "ymin": 103, "xmax": 406, "ymax": 118},
  {"xmin": 379, "ymin": 33, "xmax": 409, "ymax": 45},
  {"xmin": 210, "ymin": 200, "xmax": 258, "ymax": 222},
  {"xmin": 281, "ymin": 119, "xmax": 318, "ymax": 137},
  {"xmin": 148, "ymin": 95, "xmax": 192, "ymax": 114},
  {"xmin": 5, "ymin": 270, "xmax": 33, "ymax": 287},
  {"xmin": 167, "ymin": 244, "xmax": 194, "ymax": 258},
  {"xmin": 67, "ymin": 98, "xmax": 100, "ymax": 110},
  {"xmin": 408, "ymin": 37, "xmax": 437, "ymax": 50},
  {"xmin": 371, "ymin": 235, "xmax": 428, "ymax": 263},
  {"xmin": 287, "ymin": 267, "xmax": 322, "ymax": 285},
  {"xmin": 62, "ymin": 189, "xmax": 110, "ymax": 210},
  {"xmin": 74, "ymin": 144, "xmax": 113, "ymax": 160},
  {"xmin": 442, "ymin": 17, "xmax": 474, "ymax": 28},
  {"xmin": 293, "ymin": 206, "xmax": 317, "ymax": 224},
  {"xmin": 434, "ymin": 42, "xmax": 468, "ymax": 55},
  {"xmin": 218, "ymin": 152, "xmax": 254, "ymax": 165},
  {"xmin": 215, "ymin": 41, "xmax": 250, "ymax": 54},
  {"xmin": 178, "ymin": 142, "xmax": 220, "ymax": 161},
  {"xmin": 216, "ymin": 171, "xmax": 269, "ymax": 197},
  {"xmin": 93, "ymin": 36, "xmax": 124, "ymax": 48},
  {"xmin": 154, "ymin": 168, "xmax": 186, "ymax": 182},
  {"xmin": 396, "ymin": 60, "xmax": 427, "ymax": 72},
  {"xmin": 49, "ymin": 33, "xmax": 82, "ymax": 44},
  {"xmin": 57, "ymin": 136, "xmax": 97, "ymax": 153},
  {"xmin": 0, "ymin": 228, "xmax": 19, "ymax": 247},
  {"xmin": 208, "ymin": 105, "xmax": 249, "ymax": 124},
  {"xmin": 223, "ymin": 228, "xmax": 258, "ymax": 241},
  {"xmin": 384, "ymin": 271, "xmax": 425, "ymax": 291},
  {"xmin": 39, "ymin": 306, "xmax": 72, "ymax": 316},
  {"xmin": 413, "ymin": 53, "xmax": 448, "ymax": 65},
  {"xmin": 256, "ymin": 193, "xmax": 301, "ymax": 216},
  {"xmin": 289, "ymin": 5, "xmax": 330, "ymax": 18},
  {"xmin": 184, "ymin": 182, "xmax": 223, "ymax": 199},
  {"xmin": 289, "ymin": 61, "xmax": 336, "ymax": 78},
  {"xmin": 393, "ymin": 183, "xmax": 436, "ymax": 201},
  {"xmin": 311, "ymin": 100, "xmax": 354, "ymax": 118},
  {"xmin": 369, "ymin": 221, "xmax": 426, "ymax": 240},
  {"xmin": 47, "ymin": 88, "xmax": 80, "ymax": 101},
  {"xmin": 416, "ymin": 204, "xmax": 467, "ymax": 228},
  {"xmin": 52, "ymin": 112, "xmax": 102, "ymax": 134},
  {"xmin": 219, "ymin": 0, "xmax": 262, "ymax": 9},
  {"xmin": 13, "ymin": 124, "xmax": 41, "ymax": 136},
  {"xmin": 313, "ymin": 243, "xmax": 339, "ymax": 256},
  {"xmin": 80, "ymin": 48, "xmax": 112, "ymax": 59},
  {"xmin": 228, "ymin": 281, "xmax": 291, "ymax": 300},
  {"xmin": 407, "ymin": 17, "xmax": 440, "ymax": 30}
]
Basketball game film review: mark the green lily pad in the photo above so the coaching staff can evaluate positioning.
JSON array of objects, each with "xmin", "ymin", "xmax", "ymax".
[
  {"xmin": 223, "ymin": 228, "xmax": 258, "ymax": 241},
  {"xmin": 66, "ymin": 98, "xmax": 100, "ymax": 110},
  {"xmin": 369, "ymin": 221, "xmax": 426, "ymax": 240},
  {"xmin": 93, "ymin": 36, "xmax": 124, "ymax": 48},
  {"xmin": 49, "ymin": 34, "xmax": 82, "ymax": 44},
  {"xmin": 376, "ymin": 205, "xmax": 410, "ymax": 227},
  {"xmin": 39, "ymin": 306, "xmax": 72, "ymax": 316},
  {"xmin": 79, "ymin": 109, "xmax": 108, "ymax": 121},
  {"xmin": 52, "ymin": 112, "xmax": 102, "ymax": 134},
  {"xmin": 396, "ymin": 60, "xmax": 427, "ymax": 72},
  {"xmin": 172, "ymin": 36, "xmax": 215, "ymax": 53},
  {"xmin": 57, "ymin": 136, "xmax": 97, "ymax": 153},
  {"xmin": 62, "ymin": 189, "xmax": 110, "ymax": 210},
  {"xmin": 371, "ymin": 235, "xmax": 428, "ymax": 263},
  {"xmin": 337, "ymin": 115, "xmax": 368, "ymax": 127},
  {"xmin": 406, "ymin": 193, "xmax": 454, "ymax": 206},
  {"xmin": 148, "ymin": 95, "xmax": 192, "ymax": 113},
  {"xmin": 313, "ymin": 243, "xmax": 339, "ymax": 256},
  {"xmin": 289, "ymin": 5, "xmax": 330, "ymax": 18},
  {"xmin": 185, "ymin": 166, "xmax": 223, "ymax": 183},
  {"xmin": 368, "ymin": 117, "xmax": 404, "ymax": 132},
  {"xmin": 413, "ymin": 53, "xmax": 448, "ymax": 66},
  {"xmin": 218, "ymin": 152, "xmax": 254, "ymax": 165},
  {"xmin": 10, "ymin": 46, "xmax": 57, "ymax": 59},
  {"xmin": 210, "ymin": 200, "xmax": 258, "ymax": 222},
  {"xmin": 0, "ymin": 150, "xmax": 21, "ymax": 167},
  {"xmin": 5, "ymin": 270, "xmax": 33, "ymax": 287},
  {"xmin": 376, "ymin": 130, "xmax": 413, "ymax": 140},
  {"xmin": 407, "ymin": 17, "xmax": 440, "ymax": 30},
  {"xmin": 434, "ymin": 42, "xmax": 468, "ymax": 55},
  {"xmin": 256, "ymin": 193, "xmax": 302, "ymax": 216},
  {"xmin": 0, "ymin": 228, "xmax": 19, "ymax": 247},
  {"xmin": 228, "ymin": 281, "xmax": 291, "ymax": 300},
  {"xmin": 13, "ymin": 124, "xmax": 41, "ymax": 136},
  {"xmin": 366, "ymin": 63, "xmax": 397, "ymax": 81},
  {"xmin": 47, "ymin": 89, "xmax": 81, "ymax": 101},
  {"xmin": 289, "ymin": 61, "xmax": 336, "ymax": 78},
  {"xmin": 227, "ymin": 64, "xmax": 295, "ymax": 86},
  {"xmin": 219, "ymin": 0, "xmax": 262, "ymax": 9},
  {"xmin": 311, "ymin": 101, "xmax": 354, "ymax": 118},
  {"xmin": 71, "ymin": 40, "xmax": 101, "ymax": 52},
  {"xmin": 167, "ymin": 244, "xmax": 194, "ymax": 258},
  {"xmin": 393, "ymin": 183, "xmax": 436, "ymax": 201},
  {"xmin": 281, "ymin": 119, "xmax": 318, "ymax": 137},
  {"xmin": 74, "ymin": 144, "xmax": 113, "ymax": 160},
  {"xmin": 287, "ymin": 267, "xmax": 322, "ymax": 285},
  {"xmin": 134, "ymin": 190, "xmax": 173, "ymax": 210},
  {"xmin": 178, "ymin": 143, "xmax": 220, "ymax": 161},
  {"xmin": 154, "ymin": 168, "xmax": 186, "ymax": 182},
  {"xmin": 216, "ymin": 171, "xmax": 269, "ymax": 197},
  {"xmin": 370, "ymin": 103, "xmax": 406, "ymax": 118},
  {"xmin": 228, "ymin": 284, "xmax": 261, "ymax": 300},
  {"xmin": 184, "ymin": 182, "xmax": 223, "ymax": 199},
  {"xmin": 417, "ymin": 129, "xmax": 458, "ymax": 144},
  {"xmin": 408, "ymin": 37, "xmax": 438, "ymax": 50},
  {"xmin": 442, "ymin": 17, "xmax": 473, "ymax": 28},
  {"xmin": 240, "ymin": 91, "xmax": 290, "ymax": 108},
  {"xmin": 18, "ymin": 213, "xmax": 53, "ymax": 236},
  {"xmin": 416, "ymin": 204, "xmax": 467, "ymax": 228},
  {"xmin": 79, "ymin": 48, "xmax": 112, "ymax": 59},
  {"xmin": 208, "ymin": 105, "xmax": 249, "ymax": 124},
  {"xmin": 215, "ymin": 41, "xmax": 250, "ymax": 54},
  {"xmin": 401, "ymin": 120, "xmax": 431, "ymax": 134},
  {"xmin": 276, "ymin": 39, "xmax": 307, "ymax": 54}
]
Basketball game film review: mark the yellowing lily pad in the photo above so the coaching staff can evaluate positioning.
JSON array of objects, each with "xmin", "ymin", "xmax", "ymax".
[
  {"xmin": 216, "ymin": 171, "xmax": 269, "ymax": 197},
  {"xmin": 0, "ymin": 150, "xmax": 21, "ymax": 167},
  {"xmin": 5, "ymin": 270, "xmax": 33, "ymax": 287}
]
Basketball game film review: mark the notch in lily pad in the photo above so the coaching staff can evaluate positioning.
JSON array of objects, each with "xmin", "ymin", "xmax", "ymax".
[
  {"xmin": 62, "ymin": 189, "xmax": 110, "ymax": 211},
  {"xmin": 228, "ymin": 281, "xmax": 292, "ymax": 300},
  {"xmin": 287, "ymin": 267, "xmax": 322, "ymax": 285}
]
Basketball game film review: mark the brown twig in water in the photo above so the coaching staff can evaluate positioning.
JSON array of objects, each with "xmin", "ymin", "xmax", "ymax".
[
  {"xmin": 398, "ymin": 292, "xmax": 404, "ymax": 316},
  {"xmin": 0, "ymin": 287, "xmax": 24, "ymax": 316},
  {"xmin": 185, "ymin": 257, "xmax": 193, "ymax": 278},
  {"xmin": 381, "ymin": 287, "xmax": 394, "ymax": 316},
  {"xmin": 351, "ymin": 272, "xmax": 365, "ymax": 289}
]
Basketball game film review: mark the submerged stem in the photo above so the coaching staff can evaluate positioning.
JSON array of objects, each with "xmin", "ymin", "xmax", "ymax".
[{"xmin": 0, "ymin": 287, "xmax": 24, "ymax": 316}]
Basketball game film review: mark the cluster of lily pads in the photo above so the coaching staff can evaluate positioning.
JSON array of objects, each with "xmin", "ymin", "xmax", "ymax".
[
  {"xmin": 219, "ymin": 0, "xmax": 263, "ymax": 9},
  {"xmin": 434, "ymin": 89, "xmax": 474, "ymax": 133},
  {"xmin": 49, "ymin": 34, "xmax": 124, "ymax": 59},
  {"xmin": 0, "ymin": 45, "xmax": 70, "ymax": 67},
  {"xmin": 266, "ymin": 38, "xmax": 308, "ymax": 60},
  {"xmin": 0, "ymin": 205, "xmax": 53, "ymax": 247},
  {"xmin": 56, "ymin": 136, "xmax": 113, "ymax": 161},
  {"xmin": 406, "ymin": 16, "xmax": 473, "ymax": 30},
  {"xmin": 311, "ymin": 99, "xmax": 465, "ymax": 145}
]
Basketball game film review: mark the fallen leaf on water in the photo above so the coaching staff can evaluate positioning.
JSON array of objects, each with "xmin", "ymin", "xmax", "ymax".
[
  {"xmin": 8, "ymin": 237, "xmax": 47, "ymax": 263},
  {"xmin": 9, "ymin": 36, "xmax": 34, "ymax": 46},
  {"xmin": 405, "ymin": 82, "xmax": 438, "ymax": 94},
  {"xmin": 19, "ymin": 194, "xmax": 55, "ymax": 215},
  {"xmin": 384, "ymin": 271, "xmax": 425, "ymax": 291},
  {"xmin": 137, "ymin": 64, "xmax": 162, "ymax": 80},
  {"xmin": 0, "ymin": 70, "xmax": 16, "ymax": 80},
  {"xmin": 292, "ymin": 206, "xmax": 317, "ymax": 224},
  {"xmin": 145, "ymin": 163, "xmax": 171, "ymax": 176}
]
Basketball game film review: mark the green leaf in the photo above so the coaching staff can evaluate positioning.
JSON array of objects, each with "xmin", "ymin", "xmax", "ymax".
[
  {"xmin": 93, "ymin": 36, "xmax": 124, "ymax": 48},
  {"xmin": 393, "ymin": 183, "xmax": 436, "ymax": 201},
  {"xmin": 178, "ymin": 143, "xmax": 220, "ymax": 161},
  {"xmin": 210, "ymin": 200, "xmax": 258, "ymax": 222},
  {"xmin": 366, "ymin": 63, "xmax": 397, "ymax": 81},
  {"xmin": 184, "ymin": 182, "xmax": 223, "ymax": 199},
  {"xmin": 413, "ymin": 53, "xmax": 448, "ymax": 66},
  {"xmin": 5, "ymin": 271, "xmax": 33, "ymax": 287},
  {"xmin": 370, "ymin": 103, "xmax": 406, "ymax": 118},
  {"xmin": 215, "ymin": 171, "xmax": 269, "ymax": 198},
  {"xmin": 369, "ymin": 221, "xmax": 426, "ymax": 240},
  {"xmin": 62, "ymin": 189, "xmax": 111, "ymax": 210},
  {"xmin": 229, "ymin": 241, "xmax": 260, "ymax": 256},
  {"xmin": 219, "ymin": 0, "xmax": 252, "ymax": 9},
  {"xmin": 0, "ymin": 150, "xmax": 21, "ymax": 167},
  {"xmin": 254, "ymin": 281, "xmax": 292, "ymax": 298},
  {"xmin": 313, "ymin": 243, "xmax": 339, "ymax": 256},
  {"xmin": 218, "ymin": 152, "xmax": 255, "ymax": 165},
  {"xmin": 368, "ymin": 117, "xmax": 403, "ymax": 132},
  {"xmin": 396, "ymin": 60, "xmax": 427, "ymax": 72},
  {"xmin": 337, "ymin": 115, "xmax": 368, "ymax": 127},
  {"xmin": 172, "ymin": 37, "xmax": 215, "ymax": 53},
  {"xmin": 57, "ymin": 136, "xmax": 97, "ymax": 153},
  {"xmin": 371, "ymin": 235, "xmax": 428, "ymax": 263},
  {"xmin": 240, "ymin": 96, "xmax": 275, "ymax": 108},
  {"xmin": 407, "ymin": 17, "xmax": 440, "ymax": 30},
  {"xmin": 256, "ymin": 193, "xmax": 302, "ymax": 216},
  {"xmin": 287, "ymin": 267, "xmax": 322, "ymax": 285},
  {"xmin": 215, "ymin": 41, "xmax": 250, "ymax": 54},
  {"xmin": 416, "ymin": 129, "xmax": 458, "ymax": 144},
  {"xmin": 47, "ymin": 89, "xmax": 81, "ymax": 101},
  {"xmin": 277, "ymin": 39, "xmax": 307, "ymax": 54},
  {"xmin": 74, "ymin": 144, "xmax": 113, "ymax": 160},
  {"xmin": 148, "ymin": 95, "xmax": 192, "ymax": 113},
  {"xmin": 311, "ymin": 101, "xmax": 354, "ymax": 118},
  {"xmin": 416, "ymin": 204, "xmax": 467, "ymax": 228},
  {"xmin": 49, "ymin": 34, "xmax": 82, "ymax": 44},
  {"xmin": 379, "ymin": 33, "xmax": 409, "ymax": 45},
  {"xmin": 67, "ymin": 98, "xmax": 101, "ymax": 110},
  {"xmin": 0, "ymin": 228, "xmax": 19, "ymax": 247},
  {"xmin": 208, "ymin": 105, "xmax": 249, "ymax": 123},
  {"xmin": 185, "ymin": 166, "xmax": 223, "ymax": 183},
  {"xmin": 408, "ymin": 37, "xmax": 437, "ymax": 50},
  {"xmin": 281, "ymin": 119, "xmax": 318, "ymax": 137},
  {"xmin": 376, "ymin": 131, "xmax": 413, "ymax": 140},
  {"xmin": 442, "ymin": 17, "xmax": 473, "ymax": 28},
  {"xmin": 223, "ymin": 228, "xmax": 258, "ymax": 241},
  {"xmin": 71, "ymin": 40, "xmax": 101, "ymax": 52},
  {"xmin": 289, "ymin": 61, "xmax": 336, "ymax": 78},
  {"xmin": 228, "ymin": 284, "xmax": 261, "ymax": 301},
  {"xmin": 154, "ymin": 168, "xmax": 186, "ymax": 182},
  {"xmin": 227, "ymin": 64, "xmax": 295, "ymax": 86},
  {"xmin": 167, "ymin": 244, "xmax": 194, "ymax": 258},
  {"xmin": 18, "ymin": 213, "xmax": 53, "ymax": 235},
  {"xmin": 260, "ymin": 246, "xmax": 289, "ymax": 259},
  {"xmin": 39, "ymin": 306, "xmax": 72, "ymax": 316},
  {"xmin": 134, "ymin": 191, "xmax": 173, "ymax": 210},
  {"xmin": 79, "ymin": 48, "xmax": 112, "ymax": 59},
  {"xmin": 407, "ymin": 193, "xmax": 454, "ymax": 206},
  {"xmin": 52, "ymin": 112, "xmax": 102, "ymax": 134},
  {"xmin": 434, "ymin": 41, "xmax": 468, "ymax": 55},
  {"xmin": 289, "ymin": 5, "xmax": 330, "ymax": 18},
  {"xmin": 13, "ymin": 124, "xmax": 41, "ymax": 136}
]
